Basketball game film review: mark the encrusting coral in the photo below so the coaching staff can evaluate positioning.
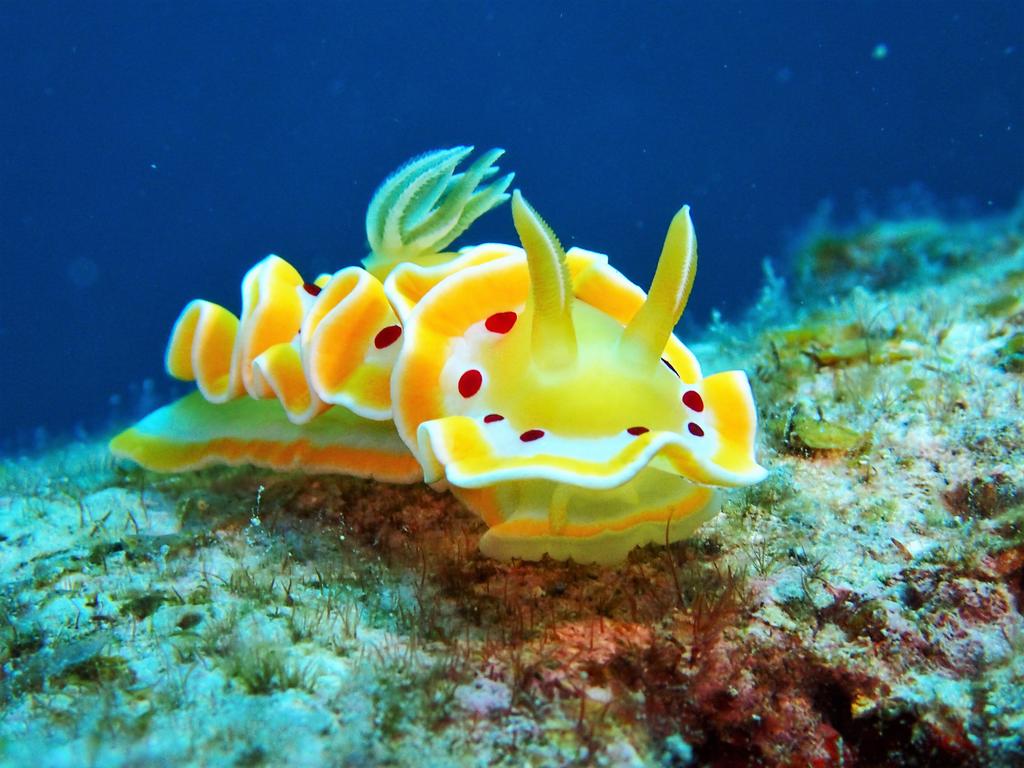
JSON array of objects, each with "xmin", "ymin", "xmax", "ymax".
[{"xmin": 1, "ymin": 180, "xmax": 1022, "ymax": 766}]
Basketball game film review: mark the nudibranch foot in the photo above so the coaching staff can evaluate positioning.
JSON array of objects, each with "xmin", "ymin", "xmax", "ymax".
[
  {"xmin": 456, "ymin": 476, "xmax": 723, "ymax": 564},
  {"xmin": 110, "ymin": 391, "xmax": 421, "ymax": 482}
]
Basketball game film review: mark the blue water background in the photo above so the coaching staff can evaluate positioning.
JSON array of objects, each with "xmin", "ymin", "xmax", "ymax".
[{"xmin": 1, "ymin": 1, "xmax": 1022, "ymax": 445}]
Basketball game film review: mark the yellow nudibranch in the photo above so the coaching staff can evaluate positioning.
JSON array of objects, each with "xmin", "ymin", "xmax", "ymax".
[{"xmin": 111, "ymin": 147, "xmax": 767, "ymax": 564}]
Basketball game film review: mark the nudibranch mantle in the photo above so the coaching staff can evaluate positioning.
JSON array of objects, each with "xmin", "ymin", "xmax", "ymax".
[
  {"xmin": 111, "ymin": 147, "xmax": 766, "ymax": 564},
  {"xmin": 391, "ymin": 193, "xmax": 766, "ymax": 562}
]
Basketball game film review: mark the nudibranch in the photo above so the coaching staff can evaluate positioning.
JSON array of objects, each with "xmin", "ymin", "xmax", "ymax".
[
  {"xmin": 111, "ymin": 146, "xmax": 767, "ymax": 564},
  {"xmin": 111, "ymin": 147, "xmax": 512, "ymax": 482}
]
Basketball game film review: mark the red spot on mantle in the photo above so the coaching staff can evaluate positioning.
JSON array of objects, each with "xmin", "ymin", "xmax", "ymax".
[
  {"xmin": 458, "ymin": 369, "xmax": 482, "ymax": 398},
  {"xmin": 303, "ymin": 282, "xmax": 322, "ymax": 297},
  {"xmin": 483, "ymin": 311, "xmax": 516, "ymax": 335},
  {"xmin": 627, "ymin": 426, "xmax": 649, "ymax": 436},
  {"xmin": 520, "ymin": 429, "xmax": 544, "ymax": 442},
  {"xmin": 682, "ymin": 390, "xmax": 704, "ymax": 412},
  {"xmin": 485, "ymin": 311, "xmax": 518, "ymax": 334},
  {"xmin": 374, "ymin": 325, "xmax": 402, "ymax": 349},
  {"xmin": 483, "ymin": 413, "xmax": 504, "ymax": 423},
  {"xmin": 688, "ymin": 423, "xmax": 704, "ymax": 437}
]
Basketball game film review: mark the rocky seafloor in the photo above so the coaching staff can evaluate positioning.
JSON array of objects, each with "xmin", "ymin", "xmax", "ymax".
[{"xmin": 1, "ymin": 201, "xmax": 1022, "ymax": 767}]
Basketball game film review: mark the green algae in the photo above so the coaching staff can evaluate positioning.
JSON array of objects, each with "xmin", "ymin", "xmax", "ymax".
[
  {"xmin": 219, "ymin": 640, "xmax": 319, "ymax": 696},
  {"xmin": 999, "ymin": 333, "xmax": 1024, "ymax": 373},
  {"xmin": 978, "ymin": 293, "xmax": 1023, "ymax": 318},
  {"xmin": 768, "ymin": 316, "xmax": 925, "ymax": 373},
  {"xmin": 787, "ymin": 410, "xmax": 868, "ymax": 453},
  {"xmin": 804, "ymin": 337, "xmax": 921, "ymax": 368},
  {"xmin": 771, "ymin": 321, "xmax": 863, "ymax": 349},
  {"xmin": 795, "ymin": 210, "xmax": 1020, "ymax": 300},
  {"xmin": 119, "ymin": 590, "xmax": 170, "ymax": 620}
]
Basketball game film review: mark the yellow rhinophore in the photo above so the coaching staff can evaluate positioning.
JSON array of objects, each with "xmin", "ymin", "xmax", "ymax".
[{"xmin": 111, "ymin": 147, "xmax": 766, "ymax": 563}]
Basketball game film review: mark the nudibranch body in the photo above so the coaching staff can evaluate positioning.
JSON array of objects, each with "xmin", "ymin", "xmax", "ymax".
[{"xmin": 111, "ymin": 147, "xmax": 766, "ymax": 564}]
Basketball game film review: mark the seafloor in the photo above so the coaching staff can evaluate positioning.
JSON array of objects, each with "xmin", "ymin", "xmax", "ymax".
[{"xmin": 1, "ymin": 202, "xmax": 1022, "ymax": 767}]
